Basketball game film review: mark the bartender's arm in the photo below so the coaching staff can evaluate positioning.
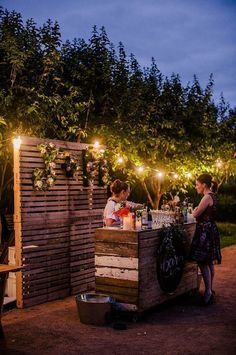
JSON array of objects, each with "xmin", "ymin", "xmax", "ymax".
[
  {"xmin": 192, "ymin": 194, "xmax": 212, "ymax": 218},
  {"xmin": 105, "ymin": 218, "xmax": 120, "ymax": 226}
]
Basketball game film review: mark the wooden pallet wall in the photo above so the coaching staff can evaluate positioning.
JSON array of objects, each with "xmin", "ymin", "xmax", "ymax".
[{"xmin": 14, "ymin": 136, "xmax": 107, "ymax": 308}]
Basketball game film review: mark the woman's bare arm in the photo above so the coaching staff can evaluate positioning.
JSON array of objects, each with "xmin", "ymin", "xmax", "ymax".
[
  {"xmin": 105, "ymin": 218, "xmax": 120, "ymax": 226},
  {"xmin": 193, "ymin": 194, "xmax": 212, "ymax": 218}
]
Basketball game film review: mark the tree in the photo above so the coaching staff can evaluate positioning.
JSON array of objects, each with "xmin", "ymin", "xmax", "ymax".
[
  {"xmin": 94, "ymin": 75, "xmax": 236, "ymax": 208},
  {"xmin": 0, "ymin": 7, "xmax": 235, "ymax": 212}
]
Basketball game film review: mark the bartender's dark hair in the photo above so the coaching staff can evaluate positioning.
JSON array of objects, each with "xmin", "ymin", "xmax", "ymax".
[
  {"xmin": 197, "ymin": 173, "xmax": 218, "ymax": 193},
  {"xmin": 110, "ymin": 179, "xmax": 129, "ymax": 195}
]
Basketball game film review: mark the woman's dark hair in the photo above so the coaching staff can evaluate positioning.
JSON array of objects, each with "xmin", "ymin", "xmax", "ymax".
[
  {"xmin": 197, "ymin": 173, "xmax": 218, "ymax": 193},
  {"xmin": 110, "ymin": 179, "xmax": 129, "ymax": 195}
]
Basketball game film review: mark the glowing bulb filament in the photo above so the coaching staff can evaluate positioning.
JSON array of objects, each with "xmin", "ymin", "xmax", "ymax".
[
  {"xmin": 13, "ymin": 136, "xmax": 22, "ymax": 150},
  {"xmin": 117, "ymin": 157, "xmax": 123, "ymax": 164},
  {"xmin": 93, "ymin": 141, "xmax": 100, "ymax": 149},
  {"xmin": 157, "ymin": 171, "xmax": 163, "ymax": 178},
  {"xmin": 137, "ymin": 166, "xmax": 144, "ymax": 173}
]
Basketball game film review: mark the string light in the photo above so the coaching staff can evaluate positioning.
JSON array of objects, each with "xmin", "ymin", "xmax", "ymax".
[
  {"xmin": 92, "ymin": 139, "xmax": 225, "ymax": 181},
  {"xmin": 216, "ymin": 160, "xmax": 223, "ymax": 168},
  {"xmin": 93, "ymin": 141, "xmax": 100, "ymax": 149},
  {"xmin": 156, "ymin": 171, "xmax": 163, "ymax": 178},
  {"xmin": 117, "ymin": 156, "xmax": 124, "ymax": 164},
  {"xmin": 13, "ymin": 136, "xmax": 22, "ymax": 150},
  {"xmin": 137, "ymin": 166, "xmax": 144, "ymax": 173}
]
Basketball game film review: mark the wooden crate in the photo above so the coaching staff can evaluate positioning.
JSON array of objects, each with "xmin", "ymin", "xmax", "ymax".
[{"xmin": 95, "ymin": 224, "xmax": 198, "ymax": 313}]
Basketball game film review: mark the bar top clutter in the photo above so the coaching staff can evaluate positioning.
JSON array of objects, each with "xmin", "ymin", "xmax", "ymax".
[{"xmin": 114, "ymin": 209, "xmax": 196, "ymax": 231}]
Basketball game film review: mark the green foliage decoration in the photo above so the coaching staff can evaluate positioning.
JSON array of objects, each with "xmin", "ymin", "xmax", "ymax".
[
  {"xmin": 61, "ymin": 152, "xmax": 79, "ymax": 178},
  {"xmin": 32, "ymin": 143, "xmax": 61, "ymax": 191},
  {"xmin": 83, "ymin": 147, "xmax": 109, "ymax": 187}
]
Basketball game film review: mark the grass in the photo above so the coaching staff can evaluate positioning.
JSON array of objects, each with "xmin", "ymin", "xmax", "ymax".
[{"xmin": 217, "ymin": 222, "xmax": 236, "ymax": 249}]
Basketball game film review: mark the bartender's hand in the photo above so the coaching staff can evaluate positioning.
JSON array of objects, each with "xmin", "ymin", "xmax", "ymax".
[{"xmin": 105, "ymin": 218, "xmax": 120, "ymax": 227}]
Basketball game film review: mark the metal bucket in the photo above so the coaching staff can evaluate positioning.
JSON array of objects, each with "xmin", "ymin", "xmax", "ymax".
[{"xmin": 75, "ymin": 293, "xmax": 114, "ymax": 325}]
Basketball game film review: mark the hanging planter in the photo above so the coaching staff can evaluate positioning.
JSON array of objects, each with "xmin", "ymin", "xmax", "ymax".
[{"xmin": 61, "ymin": 153, "xmax": 79, "ymax": 178}]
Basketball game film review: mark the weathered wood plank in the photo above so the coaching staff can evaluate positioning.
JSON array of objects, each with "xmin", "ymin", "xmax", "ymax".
[
  {"xmin": 95, "ymin": 266, "xmax": 138, "ymax": 281},
  {"xmin": 95, "ymin": 228, "xmax": 138, "ymax": 243},
  {"xmin": 95, "ymin": 241, "xmax": 138, "ymax": 258},
  {"xmin": 95, "ymin": 255, "xmax": 138, "ymax": 269},
  {"xmin": 95, "ymin": 276, "xmax": 138, "ymax": 289},
  {"xmin": 95, "ymin": 286, "xmax": 138, "ymax": 304}
]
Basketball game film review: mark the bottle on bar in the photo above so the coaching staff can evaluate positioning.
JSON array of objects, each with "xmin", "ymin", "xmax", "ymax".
[
  {"xmin": 142, "ymin": 204, "xmax": 148, "ymax": 228},
  {"xmin": 182, "ymin": 201, "xmax": 188, "ymax": 224},
  {"xmin": 147, "ymin": 206, "xmax": 152, "ymax": 229}
]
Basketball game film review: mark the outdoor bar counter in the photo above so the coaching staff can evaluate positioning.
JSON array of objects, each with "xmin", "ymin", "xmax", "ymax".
[{"xmin": 95, "ymin": 223, "xmax": 197, "ymax": 314}]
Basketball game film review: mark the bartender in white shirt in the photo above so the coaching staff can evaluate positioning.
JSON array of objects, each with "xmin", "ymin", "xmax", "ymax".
[
  {"xmin": 104, "ymin": 179, "xmax": 142, "ymax": 227},
  {"xmin": 103, "ymin": 180, "xmax": 130, "ymax": 226}
]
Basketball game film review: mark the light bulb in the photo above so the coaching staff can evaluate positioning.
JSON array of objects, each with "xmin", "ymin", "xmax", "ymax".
[
  {"xmin": 157, "ymin": 171, "xmax": 163, "ymax": 178},
  {"xmin": 93, "ymin": 141, "xmax": 100, "ymax": 149},
  {"xmin": 137, "ymin": 166, "xmax": 144, "ymax": 173},
  {"xmin": 13, "ymin": 136, "xmax": 22, "ymax": 150},
  {"xmin": 117, "ymin": 157, "xmax": 124, "ymax": 164},
  {"xmin": 216, "ymin": 160, "xmax": 222, "ymax": 168}
]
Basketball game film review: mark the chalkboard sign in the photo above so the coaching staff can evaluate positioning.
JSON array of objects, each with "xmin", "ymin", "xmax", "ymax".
[{"xmin": 156, "ymin": 226, "xmax": 186, "ymax": 293}]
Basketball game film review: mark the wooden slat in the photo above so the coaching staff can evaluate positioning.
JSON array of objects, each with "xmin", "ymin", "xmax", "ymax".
[{"xmin": 95, "ymin": 241, "xmax": 138, "ymax": 258}]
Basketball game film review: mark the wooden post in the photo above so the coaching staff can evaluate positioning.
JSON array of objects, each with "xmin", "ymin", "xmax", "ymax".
[{"xmin": 13, "ymin": 141, "xmax": 23, "ymax": 308}]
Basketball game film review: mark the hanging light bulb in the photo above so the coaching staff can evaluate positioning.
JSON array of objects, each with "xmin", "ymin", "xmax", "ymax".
[
  {"xmin": 186, "ymin": 172, "xmax": 192, "ymax": 178},
  {"xmin": 157, "ymin": 171, "xmax": 163, "ymax": 178},
  {"xmin": 216, "ymin": 160, "xmax": 223, "ymax": 168},
  {"xmin": 117, "ymin": 156, "xmax": 124, "ymax": 164},
  {"xmin": 93, "ymin": 141, "xmax": 100, "ymax": 149},
  {"xmin": 137, "ymin": 166, "xmax": 144, "ymax": 173},
  {"xmin": 13, "ymin": 136, "xmax": 22, "ymax": 150},
  {"xmin": 173, "ymin": 173, "xmax": 179, "ymax": 179}
]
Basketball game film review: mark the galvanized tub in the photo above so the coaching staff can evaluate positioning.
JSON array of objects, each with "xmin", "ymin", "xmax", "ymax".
[{"xmin": 75, "ymin": 293, "xmax": 114, "ymax": 325}]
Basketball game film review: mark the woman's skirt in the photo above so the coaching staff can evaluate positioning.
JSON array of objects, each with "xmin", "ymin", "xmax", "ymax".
[{"xmin": 189, "ymin": 221, "xmax": 222, "ymax": 264}]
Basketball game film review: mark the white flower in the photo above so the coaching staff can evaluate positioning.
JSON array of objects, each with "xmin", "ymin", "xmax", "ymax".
[
  {"xmin": 47, "ymin": 177, "xmax": 54, "ymax": 186},
  {"xmin": 41, "ymin": 148, "xmax": 46, "ymax": 154},
  {"xmin": 49, "ymin": 162, "xmax": 56, "ymax": 168},
  {"xmin": 36, "ymin": 180, "xmax": 43, "ymax": 189},
  {"xmin": 49, "ymin": 143, "xmax": 55, "ymax": 148}
]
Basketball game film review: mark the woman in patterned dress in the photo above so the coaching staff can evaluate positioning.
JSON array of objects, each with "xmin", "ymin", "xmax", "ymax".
[{"xmin": 189, "ymin": 173, "xmax": 221, "ymax": 305}]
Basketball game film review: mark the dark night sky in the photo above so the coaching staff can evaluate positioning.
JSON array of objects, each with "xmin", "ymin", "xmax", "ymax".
[{"xmin": 2, "ymin": 0, "xmax": 236, "ymax": 108}]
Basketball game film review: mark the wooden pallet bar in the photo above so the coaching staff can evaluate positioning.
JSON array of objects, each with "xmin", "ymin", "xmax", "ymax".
[{"xmin": 95, "ymin": 224, "xmax": 198, "ymax": 313}]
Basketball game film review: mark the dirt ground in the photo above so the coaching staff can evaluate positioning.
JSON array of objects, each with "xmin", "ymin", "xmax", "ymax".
[{"xmin": 1, "ymin": 245, "xmax": 236, "ymax": 355}]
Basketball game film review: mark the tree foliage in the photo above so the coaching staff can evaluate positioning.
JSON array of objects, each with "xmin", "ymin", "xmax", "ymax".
[{"xmin": 0, "ymin": 7, "xmax": 235, "ymax": 209}]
